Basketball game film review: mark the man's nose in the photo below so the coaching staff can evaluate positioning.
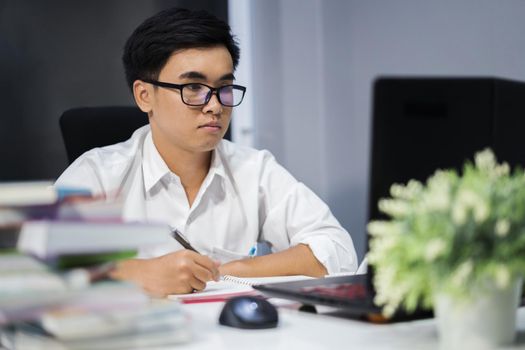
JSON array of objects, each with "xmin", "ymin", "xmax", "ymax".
[{"xmin": 202, "ymin": 92, "xmax": 222, "ymax": 115}]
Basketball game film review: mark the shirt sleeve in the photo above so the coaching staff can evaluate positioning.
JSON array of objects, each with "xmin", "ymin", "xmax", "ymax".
[
  {"xmin": 258, "ymin": 153, "xmax": 358, "ymax": 274},
  {"xmin": 55, "ymin": 156, "xmax": 105, "ymax": 196}
]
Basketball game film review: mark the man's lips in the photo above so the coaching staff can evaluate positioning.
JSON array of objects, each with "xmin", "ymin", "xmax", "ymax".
[{"xmin": 198, "ymin": 123, "xmax": 222, "ymax": 129}]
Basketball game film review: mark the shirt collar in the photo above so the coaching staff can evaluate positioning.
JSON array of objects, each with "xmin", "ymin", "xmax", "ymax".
[
  {"xmin": 142, "ymin": 131, "xmax": 171, "ymax": 193},
  {"xmin": 210, "ymin": 143, "xmax": 226, "ymax": 180},
  {"xmin": 142, "ymin": 132, "xmax": 227, "ymax": 193}
]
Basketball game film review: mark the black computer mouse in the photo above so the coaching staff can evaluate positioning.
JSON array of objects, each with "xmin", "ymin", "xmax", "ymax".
[{"xmin": 219, "ymin": 296, "xmax": 279, "ymax": 329}]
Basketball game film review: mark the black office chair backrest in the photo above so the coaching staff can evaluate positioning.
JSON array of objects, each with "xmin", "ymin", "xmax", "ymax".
[{"xmin": 59, "ymin": 106, "xmax": 149, "ymax": 164}]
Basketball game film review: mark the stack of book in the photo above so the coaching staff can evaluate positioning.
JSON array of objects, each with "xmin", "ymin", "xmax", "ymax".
[
  {"xmin": 0, "ymin": 181, "xmax": 191, "ymax": 349},
  {"xmin": 0, "ymin": 254, "xmax": 191, "ymax": 349},
  {"xmin": 0, "ymin": 180, "xmax": 95, "ymax": 249},
  {"xmin": 1, "ymin": 181, "xmax": 171, "ymax": 267}
]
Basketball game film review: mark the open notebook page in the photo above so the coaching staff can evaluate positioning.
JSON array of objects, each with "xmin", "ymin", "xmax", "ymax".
[{"xmin": 167, "ymin": 275, "xmax": 314, "ymax": 303}]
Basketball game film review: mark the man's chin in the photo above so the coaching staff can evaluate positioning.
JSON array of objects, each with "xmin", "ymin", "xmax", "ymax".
[{"xmin": 198, "ymin": 138, "xmax": 222, "ymax": 152}]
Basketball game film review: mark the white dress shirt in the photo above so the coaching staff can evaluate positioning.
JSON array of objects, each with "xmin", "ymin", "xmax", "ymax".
[{"xmin": 55, "ymin": 125, "xmax": 357, "ymax": 274}]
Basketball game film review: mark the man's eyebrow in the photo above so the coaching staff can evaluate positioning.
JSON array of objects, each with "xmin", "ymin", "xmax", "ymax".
[
  {"xmin": 177, "ymin": 71, "xmax": 235, "ymax": 82},
  {"xmin": 178, "ymin": 71, "xmax": 207, "ymax": 80},
  {"xmin": 219, "ymin": 73, "xmax": 236, "ymax": 81}
]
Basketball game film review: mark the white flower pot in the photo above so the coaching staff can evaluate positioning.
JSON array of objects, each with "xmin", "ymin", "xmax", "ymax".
[{"xmin": 434, "ymin": 278, "xmax": 522, "ymax": 350}]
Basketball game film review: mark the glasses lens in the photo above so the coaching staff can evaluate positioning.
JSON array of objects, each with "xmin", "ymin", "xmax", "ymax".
[
  {"xmin": 219, "ymin": 86, "xmax": 244, "ymax": 107},
  {"xmin": 181, "ymin": 84, "xmax": 211, "ymax": 106}
]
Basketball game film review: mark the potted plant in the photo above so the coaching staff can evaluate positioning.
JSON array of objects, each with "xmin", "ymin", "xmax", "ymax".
[{"xmin": 367, "ymin": 149, "xmax": 525, "ymax": 349}]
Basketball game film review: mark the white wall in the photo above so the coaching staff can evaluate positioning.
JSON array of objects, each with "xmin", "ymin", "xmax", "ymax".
[
  {"xmin": 228, "ymin": 0, "xmax": 255, "ymax": 147},
  {"xmin": 232, "ymin": 0, "xmax": 525, "ymax": 261}
]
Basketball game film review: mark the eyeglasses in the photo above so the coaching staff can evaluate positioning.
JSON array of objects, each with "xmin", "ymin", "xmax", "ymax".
[{"xmin": 143, "ymin": 79, "xmax": 246, "ymax": 107}]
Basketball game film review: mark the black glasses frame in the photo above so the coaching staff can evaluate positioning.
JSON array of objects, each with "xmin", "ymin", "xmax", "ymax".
[{"xmin": 143, "ymin": 79, "xmax": 246, "ymax": 107}]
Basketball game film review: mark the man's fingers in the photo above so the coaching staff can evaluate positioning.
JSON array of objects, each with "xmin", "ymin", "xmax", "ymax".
[
  {"xmin": 192, "ymin": 261, "xmax": 219, "ymax": 284},
  {"xmin": 189, "ymin": 275, "xmax": 207, "ymax": 291},
  {"xmin": 193, "ymin": 254, "xmax": 221, "ymax": 281}
]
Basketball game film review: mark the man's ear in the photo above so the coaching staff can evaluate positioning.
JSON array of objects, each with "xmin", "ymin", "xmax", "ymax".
[{"xmin": 133, "ymin": 80, "xmax": 153, "ymax": 113}]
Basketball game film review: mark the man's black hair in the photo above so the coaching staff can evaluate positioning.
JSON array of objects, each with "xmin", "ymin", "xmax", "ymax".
[{"xmin": 122, "ymin": 8, "xmax": 240, "ymax": 90}]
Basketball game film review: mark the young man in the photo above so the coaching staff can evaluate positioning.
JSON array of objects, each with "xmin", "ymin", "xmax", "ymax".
[{"xmin": 56, "ymin": 8, "xmax": 357, "ymax": 297}]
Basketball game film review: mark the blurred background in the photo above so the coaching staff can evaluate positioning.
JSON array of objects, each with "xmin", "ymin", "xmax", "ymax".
[
  {"xmin": 2, "ymin": 0, "xmax": 525, "ymax": 260},
  {"xmin": 0, "ymin": 0, "xmax": 227, "ymax": 181}
]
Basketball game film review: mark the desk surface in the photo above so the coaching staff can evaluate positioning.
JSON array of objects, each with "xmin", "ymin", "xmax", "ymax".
[{"xmin": 181, "ymin": 302, "xmax": 525, "ymax": 350}]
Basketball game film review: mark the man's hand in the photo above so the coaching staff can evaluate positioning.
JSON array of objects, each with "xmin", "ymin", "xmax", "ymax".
[{"xmin": 110, "ymin": 250, "xmax": 220, "ymax": 297}]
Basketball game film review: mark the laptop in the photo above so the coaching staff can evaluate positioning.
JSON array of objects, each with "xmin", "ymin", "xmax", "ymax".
[{"xmin": 254, "ymin": 77, "xmax": 525, "ymax": 321}]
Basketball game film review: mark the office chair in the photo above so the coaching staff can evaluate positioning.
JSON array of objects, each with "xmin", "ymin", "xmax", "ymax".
[
  {"xmin": 59, "ymin": 106, "xmax": 149, "ymax": 164},
  {"xmin": 59, "ymin": 106, "xmax": 233, "ymax": 164}
]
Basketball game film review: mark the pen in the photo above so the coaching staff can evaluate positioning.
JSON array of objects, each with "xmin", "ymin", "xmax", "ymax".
[{"xmin": 171, "ymin": 228, "xmax": 200, "ymax": 253}]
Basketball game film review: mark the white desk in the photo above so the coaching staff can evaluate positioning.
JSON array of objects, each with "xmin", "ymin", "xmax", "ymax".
[{"xmin": 181, "ymin": 302, "xmax": 525, "ymax": 350}]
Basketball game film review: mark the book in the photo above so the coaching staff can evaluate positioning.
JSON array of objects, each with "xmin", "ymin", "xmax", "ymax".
[
  {"xmin": 0, "ymin": 181, "xmax": 91, "ymax": 208},
  {"xmin": 0, "ymin": 192, "xmax": 114, "ymax": 228},
  {"xmin": 16, "ymin": 220, "xmax": 171, "ymax": 263},
  {"xmin": 1, "ymin": 281, "xmax": 148, "ymax": 325},
  {"xmin": 168, "ymin": 275, "xmax": 314, "ymax": 304},
  {"xmin": 0, "ymin": 183, "xmax": 116, "ymax": 250},
  {"xmin": 0, "ymin": 181, "xmax": 57, "ymax": 207},
  {"xmin": 0, "ymin": 254, "xmax": 68, "ymax": 313},
  {"xmin": 0, "ymin": 254, "xmax": 149, "ymax": 325},
  {"xmin": 1, "ymin": 319, "xmax": 191, "ymax": 350},
  {"xmin": 1, "ymin": 298, "xmax": 190, "ymax": 348},
  {"xmin": 221, "ymin": 274, "xmax": 315, "ymax": 286},
  {"xmin": 0, "ymin": 183, "xmax": 95, "ymax": 250},
  {"xmin": 40, "ymin": 301, "xmax": 188, "ymax": 340}
]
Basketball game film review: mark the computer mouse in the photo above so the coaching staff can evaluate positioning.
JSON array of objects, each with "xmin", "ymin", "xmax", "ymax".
[{"xmin": 219, "ymin": 296, "xmax": 279, "ymax": 329}]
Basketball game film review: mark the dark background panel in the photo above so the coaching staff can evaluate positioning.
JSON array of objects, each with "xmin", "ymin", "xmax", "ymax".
[{"xmin": 0, "ymin": 0, "xmax": 227, "ymax": 181}]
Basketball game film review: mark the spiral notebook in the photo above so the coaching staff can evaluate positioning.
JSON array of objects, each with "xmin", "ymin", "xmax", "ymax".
[{"xmin": 168, "ymin": 275, "xmax": 313, "ymax": 304}]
